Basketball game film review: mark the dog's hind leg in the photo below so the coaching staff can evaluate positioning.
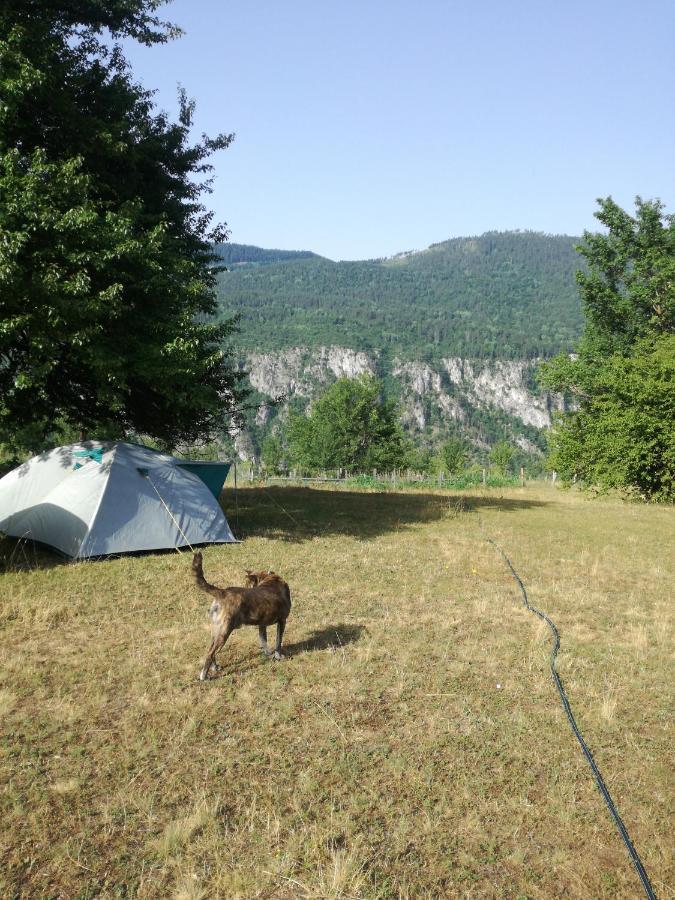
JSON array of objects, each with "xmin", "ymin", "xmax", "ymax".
[
  {"xmin": 200, "ymin": 622, "xmax": 234, "ymax": 681},
  {"xmin": 274, "ymin": 619, "xmax": 286, "ymax": 661},
  {"xmin": 258, "ymin": 625, "xmax": 272, "ymax": 656}
]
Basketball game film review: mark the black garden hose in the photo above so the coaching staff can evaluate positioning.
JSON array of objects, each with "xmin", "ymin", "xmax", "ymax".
[{"xmin": 487, "ymin": 538, "xmax": 656, "ymax": 900}]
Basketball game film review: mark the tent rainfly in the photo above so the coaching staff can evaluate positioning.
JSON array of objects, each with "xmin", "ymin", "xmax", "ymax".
[{"xmin": 0, "ymin": 441, "xmax": 236, "ymax": 558}]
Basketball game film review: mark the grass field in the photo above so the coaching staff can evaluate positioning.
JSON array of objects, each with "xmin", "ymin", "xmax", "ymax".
[{"xmin": 1, "ymin": 484, "xmax": 673, "ymax": 899}]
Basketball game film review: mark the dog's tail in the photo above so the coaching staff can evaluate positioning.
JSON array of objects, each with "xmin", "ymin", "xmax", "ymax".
[{"xmin": 191, "ymin": 551, "xmax": 223, "ymax": 598}]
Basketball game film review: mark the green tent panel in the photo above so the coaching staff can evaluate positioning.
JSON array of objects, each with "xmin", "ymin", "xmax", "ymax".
[{"xmin": 177, "ymin": 462, "xmax": 231, "ymax": 499}]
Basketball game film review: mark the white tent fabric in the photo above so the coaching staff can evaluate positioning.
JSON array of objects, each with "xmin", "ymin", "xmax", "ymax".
[{"xmin": 0, "ymin": 442, "xmax": 236, "ymax": 558}]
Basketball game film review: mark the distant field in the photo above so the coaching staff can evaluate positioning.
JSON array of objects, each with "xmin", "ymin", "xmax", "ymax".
[{"xmin": 1, "ymin": 485, "xmax": 672, "ymax": 898}]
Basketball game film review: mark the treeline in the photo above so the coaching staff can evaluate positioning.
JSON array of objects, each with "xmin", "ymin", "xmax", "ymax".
[
  {"xmin": 214, "ymin": 244, "xmax": 320, "ymax": 266},
  {"xmin": 215, "ymin": 231, "xmax": 584, "ymax": 360}
]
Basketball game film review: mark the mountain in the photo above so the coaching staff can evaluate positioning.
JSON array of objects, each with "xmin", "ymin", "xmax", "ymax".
[
  {"xmin": 212, "ymin": 232, "xmax": 584, "ymax": 464},
  {"xmin": 215, "ymin": 231, "xmax": 583, "ymax": 361}
]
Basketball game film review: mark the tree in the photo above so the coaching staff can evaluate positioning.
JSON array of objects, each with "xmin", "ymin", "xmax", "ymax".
[
  {"xmin": 405, "ymin": 444, "xmax": 434, "ymax": 474},
  {"xmin": 489, "ymin": 441, "xmax": 514, "ymax": 474},
  {"xmin": 541, "ymin": 198, "xmax": 674, "ymax": 500},
  {"xmin": 0, "ymin": 1, "xmax": 243, "ymax": 453},
  {"xmin": 287, "ymin": 376, "xmax": 407, "ymax": 473},
  {"xmin": 440, "ymin": 438, "xmax": 468, "ymax": 475},
  {"xmin": 261, "ymin": 434, "xmax": 285, "ymax": 473}
]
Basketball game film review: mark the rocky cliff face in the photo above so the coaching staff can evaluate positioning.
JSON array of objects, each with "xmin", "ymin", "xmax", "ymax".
[
  {"xmin": 440, "ymin": 358, "xmax": 559, "ymax": 429},
  {"xmin": 235, "ymin": 346, "xmax": 563, "ymax": 460},
  {"xmin": 247, "ymin": 347, "xmax": 376, "ymax": 399}
]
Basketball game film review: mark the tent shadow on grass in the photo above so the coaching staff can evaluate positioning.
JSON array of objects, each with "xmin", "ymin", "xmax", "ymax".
[{"xmin": 223, "ymin": 486, "xmax": 550, "ymax": 543}]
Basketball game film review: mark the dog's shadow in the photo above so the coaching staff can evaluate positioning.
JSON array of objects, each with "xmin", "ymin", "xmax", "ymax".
[
  {"xmin": 200, "ymin": 623, "xmax": 368, "ymax": 682},
  {"xmin": 284, "ymin": 623, "xmax": 367, "ymax": 657}
]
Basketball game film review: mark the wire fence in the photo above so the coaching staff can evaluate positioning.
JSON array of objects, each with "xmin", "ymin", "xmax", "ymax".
[{"xmin": 224, "ymin": 464, "xmax": 558, "ymax": 491}]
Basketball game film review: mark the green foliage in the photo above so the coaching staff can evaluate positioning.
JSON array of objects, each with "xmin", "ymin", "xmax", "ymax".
[
  {"xmin": 216, "ymin": 232, "xmax": 584, "ymax": 361},
  {"xmin": 541, "ymin": 198, "xmax": 674, "ymax": 500},
  {"xmin": 574, "ymin": 198, "xmax": 674, "ymax": 356},
  {"xmin": 261, "ymin": 434, "xmax": 285, "ymax": 473},
  {"xmin": 440, "ymin": 438, "xmax": 468, "ymax": 475},
  {"xmin": 287, "ymin": 377, "xmax": 408, "ymax": 473},
  {"xmin": 404, "ymin": 445, "xmax": 434, "ymax": 474},
  {"xmin": 546, "ymin": 336, "xmax": 675, "ymax": 499},
  {"xmin": 0, "ymin": 1, "xmax": 243, "ymax": 452},
  {"xmin": 489, "ymin": 441, "xmax": 515, "ymax": 474}
]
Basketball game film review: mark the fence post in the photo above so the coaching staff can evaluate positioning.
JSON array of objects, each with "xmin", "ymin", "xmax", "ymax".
[
  {"xmin": 520, "ymin": 466, "xmax": 525, "ymax": 487},
  {"xmin": 482, "ymin": 467, "xmax": 486, "ymax": 486},
  {"xmin": 552, "ymin": 470, "xmax": 557, "ymax": 485}
]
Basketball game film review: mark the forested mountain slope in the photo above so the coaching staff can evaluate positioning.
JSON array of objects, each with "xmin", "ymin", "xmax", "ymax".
[
  {"xmin": 214, "ymin": 243, "xmax": 320, "ymax": 267},
  {"xmin": 215, "ymin": 232, "xmax": 584, "ymax": 360}
]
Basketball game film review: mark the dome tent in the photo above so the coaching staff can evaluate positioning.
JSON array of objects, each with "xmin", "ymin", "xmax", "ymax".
[{"xmin": 0, "ymin": 442, "xmax": 236, "ymax": 559}]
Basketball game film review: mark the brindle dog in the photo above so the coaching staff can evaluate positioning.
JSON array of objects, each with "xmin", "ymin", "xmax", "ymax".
[{"xmin": 192, "ymin": 552, "xmax": 291, "ymax": 681}]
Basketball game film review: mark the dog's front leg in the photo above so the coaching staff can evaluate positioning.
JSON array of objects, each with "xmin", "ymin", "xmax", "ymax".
[
  {"xmin": 274, "ymin": 619, "xmax": 286, "ymax": 661},
  {"xmin": 258, "ymin": 625, "xmax": 272, "ymax": 656},
  {"xmin": 200, "ymin": 622, "xmax": 234, "ymax": 681}
]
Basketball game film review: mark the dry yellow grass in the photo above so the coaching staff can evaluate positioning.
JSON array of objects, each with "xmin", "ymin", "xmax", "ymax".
[{"xmin": 0, "ymin": 484, "xmax": 673, "ymax": 898}]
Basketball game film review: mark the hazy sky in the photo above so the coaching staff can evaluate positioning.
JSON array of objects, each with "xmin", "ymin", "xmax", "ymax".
[{"xmin": 122, "ymin": 0, "xmax": 675, "ymax": 260}]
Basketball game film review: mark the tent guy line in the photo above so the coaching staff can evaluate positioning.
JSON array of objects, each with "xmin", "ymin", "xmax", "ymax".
[{"xmin": 140, "ymin": 469, "xmax": 196, "ymax": 553}]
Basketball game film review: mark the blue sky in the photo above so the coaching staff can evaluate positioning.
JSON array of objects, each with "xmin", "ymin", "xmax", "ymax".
[{"xmin": 123, "ymin": 0, "xmax": 675, "ymax": 260}]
